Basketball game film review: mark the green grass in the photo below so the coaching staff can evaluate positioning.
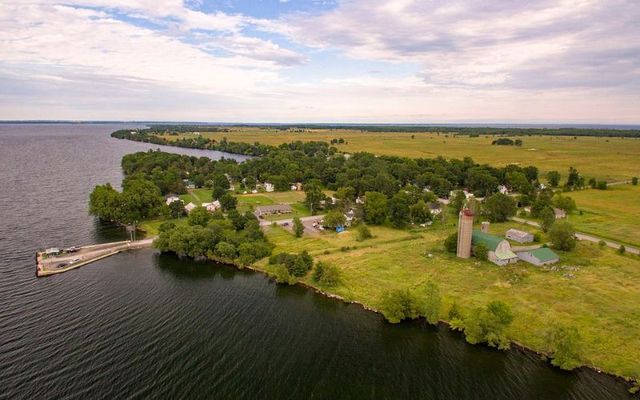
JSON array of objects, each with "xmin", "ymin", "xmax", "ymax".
[
  {"xmin": 257, "ymin": 222, "xmax": 640, "ymax": 379},
  {"xmin": 162, "ymin": 128, "xmax": 640, "ymax": 182},
  {"xmin": 179, "ymin": 188, "xmax": 212, "ymax": 205},
  {"xmin": 568, "ymin": 185, "xmax": 640, "ymax": 248},
  {"xmin": 237, "ymin": 191, "xmax": 312, "ymax": 220},
  {"xmin": 139, "ymin": 217, "xmax": 186, "ymax": 236}
]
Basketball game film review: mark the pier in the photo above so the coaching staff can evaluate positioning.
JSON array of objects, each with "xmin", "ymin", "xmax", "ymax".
[{"xmin": 36, "ymin": 238, "xmax": 155, "ymax": 277}]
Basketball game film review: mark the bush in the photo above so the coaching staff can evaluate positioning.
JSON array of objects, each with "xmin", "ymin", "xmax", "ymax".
[
  {"xmin": 598, "ymin": 240, "xmax": 606, "ymax": 247},
  {"xmin": 312, "ymin": 261, "xmax": 341, "ymax": 287},
  {"xmin": 422, "ymin": 281, "xmax": 441, "ymax": 325},
  {"xmin": 272, "ymin": 264, "xmax": 296, "ymax": 285},
  {"xmin": 444, "ymin": 232, "xmax": 458, "ymax": 253},
  {"xmin": 596, "ymin": 181, "xmax": 608, "ymax": 190},
  {"xmin": 533, "ymin": 232, "xmax": 542, "ymax": 243},
  {"xmin": 271, "ymin": 250, "xmax": 314, "ymax": 277},
  {"xmin": 462, "ymin": 301, "xmax": 514, "ymax": 350},
  {"xmin": 356, "ymin": 224, "xmax": 373, "ymax": 241},
  {"xmin": 546, "ymin": 325, "xmax": 582, "ymax": 370},
  {"xmin": 473, "ymin": 243, "xmax": 488, "ymax": 261},
  {"xmin": 293, "ymin": 217, "xmax": 304, "ymax": 238},
  {"xmin": 618, "ymin": 245, "xmax": 626, "ymax": 254},
  {"xmin": 632, "ymin": 177, "xmax": 638, "ymax": 186},
  {"xmin": 187, "ymin": 206, "xmax": 211, "ymax": 227},
  {"xmin": 379, "ymin": 289, "xmax": 422, "ymax": 323}
]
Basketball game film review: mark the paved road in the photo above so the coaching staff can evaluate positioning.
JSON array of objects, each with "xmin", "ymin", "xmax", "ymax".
[{"xmin": 511, "ymin": 217, "xmax": 639, "ymax": 255}]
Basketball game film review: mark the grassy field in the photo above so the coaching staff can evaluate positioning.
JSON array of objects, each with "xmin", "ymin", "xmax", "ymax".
[
  {"xmin": 236, "ymin": 191, "xmax": 311, "ymax": 220},
  {"xmin": 567, "ymin": 185, "xmax": 640, "ymax": 248},
  {"xmin": 179, "ymin": 188, "xmax": 212, "ymax": 205},
  {"xmin": 162, "ymin": 128, "xmax": 640, "ymax": 182},
  {"xmin": 256, "ymin": 222, "xmax": 640, "ymax": 379}
]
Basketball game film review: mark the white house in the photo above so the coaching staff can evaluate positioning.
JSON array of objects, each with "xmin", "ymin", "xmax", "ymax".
[
  {"xmin": 554, "ymin": 208, "xmax": 567, "ymax": 219},
  {"xmin": 498, "ymin": 185, "xmax": 509, "ymax": 194},
  {"xmin": 472, "ymin": 230, "xmax": 519, "ymax": 266},
  {"xmin": 184, "ymin": 202, "xmax": 197, "ymax": 213},
  {"xmin": 202, "ymin": 200, "xmax": 221, "ymax": 212},
  {"xmin": 264, "ymin": 182, "xmax": 275, "ymax": 192},
  {"xmin": 290, "ymin": 185, "xmax": 298, "ymax": 191},
  {"xmin": 165, "ymin": 195, "xmax": 181, "ymax": 206},
  {"xmin": 517, "ymin": 247, "xmax": 559, "ymax": 266},
  {"xmin": 505, "ymin": 229, "xmax": 534, "ymax": 243}
]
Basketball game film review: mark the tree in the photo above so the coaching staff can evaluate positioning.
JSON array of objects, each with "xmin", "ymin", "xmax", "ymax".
[
  {"xmin": 483, "ymin": 193, "xmax": 516, "ymax": 222},
  {"xmin": 463, "ymin": 301, "xmax": 514, "ymax": 350},
  {"xmin": 546, "ymin": 171, "xmax": 561, "ymax": 187},
  {"xmin": 531, "ymin": 191, "xmax": 553, "ymax": 218},
  {"xmin": 506, "ymin": 171, "xmax": 532, "ymax": 194},
  {"xmin": 214, "ymin": 241, "xmax": 237, "ymax": 259},
  {"xmin": 168, "ymin": 200, "xmax": 185, "ymax": 218},
  {"xmin": 553, "ymin": 195, "xmax": 576, "ymax": 213},
  {"xmin": 188, "ymin": 206, "xmax": 211, "ymax": 227},
  {"xmin": 323, "ymin": 210, "xmax": 347, "ymax": 229},
  {"xmin": 363, "ymin": 191, "xmax": 388, "ymax": 225},
  {"xmin": 444, "ymin": 232, "xmax": 458, "ymax": 253},
  {"xmin": 304, "ymin": 179, "xmax": 325, "ymax": 214},
  {"xmin": 410, "ymin": 200, "xmax": 432, "ymax": 224},
  {"xmin": 293, "ymin": 216, "xmax": 304, "ymax": 237},
  {"xmin": 618, "ymin": 245, "xmax": 626, "ymax": 255},
  {"xmin": 312, "ymin": 261, "xmax": 341, "ymax": 287},
  {"xmin": 356, "ymin": 224, "xmax": 373, "ymax": 241},
  {"xmin": 449, "ymin": 190, "xmax": 466, "ymax": 214},
  {"xmin": 473, "ymin": 243, "xmax": 488, "ymax": 261},
  {"xmin": 596, "ymin": 181, "xmax": 608, "ymax": 190},
  {"xmin": 632, "ymin": 177, "xmax": 638, "ymax": 185},
  {"xmin": 546, "ymin": 325, "xmax": 582, "ymax": 370},
  {"xmin": 566, "ymin": 167, "xmax": 581, "ymax": 189},
  {"xmin": 272, "ymin": 264, "xmax": 295, "ymax": 285},
  {"xmin": 389, "ymin": 191, "xmax": 411, "ymax": 228},
  {"xmin": 212, "ymin": 173, "xmax": 230, "ymax": 200},
  {"xmin": 539, "ymin": 207, "xmax": 556, "ymax": 232},
  {"xmin": 89, "ymin": 183, "xmax": 122, "ymax": 222},
  {"xmin": 549, "ymin": 221, "xmax": 576, "ymax": 251},
  {"xmin": 379, "ymin": 289, "xmax": 422, "ymax": 323},
  {"xmin": 219, "ymin": 192, "xmax": 237, "ymax": 211},
  {"xmin": 422, "ymin": 281, "xmax": 441, "ymax": 325}
]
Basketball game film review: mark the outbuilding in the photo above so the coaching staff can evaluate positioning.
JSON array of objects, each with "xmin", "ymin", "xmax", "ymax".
[
  {"xmin": 255, "ymin": 204, "xmax": 293, "ymax": 218},
  {"xmin": 505, "ymin": 228, "xmax": 534, "ymax": 243},
  {"xmin": 517, "ymin": 247, "xmax": 559, "ymax": 266},
  {"xmin": 184, "ymin": 202, "xmax": 197, "ymax": 213},
  {"xmin": 472, "ymin": 230, "xmax": 518, "ymax": 266}
]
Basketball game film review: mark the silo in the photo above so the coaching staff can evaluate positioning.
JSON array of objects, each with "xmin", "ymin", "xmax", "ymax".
[{"xmin": 457, "ymin": 208, "xmax": 474, "ymax": 258}]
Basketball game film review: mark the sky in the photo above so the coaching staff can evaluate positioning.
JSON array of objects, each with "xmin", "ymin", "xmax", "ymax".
[{"xmin": 0, "ymin": 0, "xmax": 639, "ymax": 123}]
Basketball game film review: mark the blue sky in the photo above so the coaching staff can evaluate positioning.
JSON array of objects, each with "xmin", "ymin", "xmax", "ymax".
[{"xmin": 0, "ymin": 0, "xmax": 638, "ymax": 122}]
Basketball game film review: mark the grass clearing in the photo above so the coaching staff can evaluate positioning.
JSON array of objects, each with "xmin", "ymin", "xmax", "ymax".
[
  {"xmin": 257, "ymin": 222, "xmax": 640, "ymax": 379},
  {"xmin": 162, "ymin": 128, "xmax": 640, "ymax": 182},
  {"xmin": 179, "ymin": 188, "xmax": 212, "ymax": 205},
  {"xmin": 568, "ymin": 185, "xmax": 640, "ymax": 247}
]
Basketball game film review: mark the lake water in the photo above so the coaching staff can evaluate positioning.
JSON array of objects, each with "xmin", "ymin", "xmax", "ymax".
[{"xmin": 0, "ymin": 124, "xmax": 631, "ymax": 399}]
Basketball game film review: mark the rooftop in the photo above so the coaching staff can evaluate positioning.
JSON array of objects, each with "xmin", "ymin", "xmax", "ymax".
[
  {"xmin": 529, "ymin": 247, "xmax": 560, "ymax": 262},
  {"xmin": 472, "ymin": 230, "xmax": 503, "ymax": 252}
]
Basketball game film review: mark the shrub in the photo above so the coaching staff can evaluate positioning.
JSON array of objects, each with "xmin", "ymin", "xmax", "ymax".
[
  {"xmin": 312, "ymin": 261, "xmax": 341, "ymax": 287},
  {"xmin": 533, "ymin": 232, "xmax": 542, "ymax": 243},
  {"xmin": 473, "ymin": 243, "xmax": 488, "ymax": 261},
  {"xmin": 379, "ymin": 289, "xmax": 423, "ymax": 323},
  {"xmin": 549, "ymin": 221, "xmax": 576, "ymax": 251},
  {"xmin": 546, "ymin": 325, "xmax": 582, "ymax": 370},
  {"xmin": 618, "ymin": 245, "xmax": 626, "ymax": 254},
  {"xmin": 356, "ymin": 224, "xmax": 373, "ymax": 241},
  {"xmin": 187, "ymin": 206, "xmax": 211, "ymax": 227},
  {"xmin": 596, "ymin": 181, "xmax": 608, "ymax": 190},
  {"xmin": 272, "ymin": 264, "xmax": 295, "ymax": 285},
  {"xmin": 444, "ymin": 232, "xmax": 458, "ymax": 253},
  {"xmin": 598, "ymin": 240, "xmax": 606, "ymax": 247},
  {"xmin": 462, "ymin": 301, "xmax": 514, "ymax": 350},
  {"xmin": 632, "ymin": 177, "xmax": 638, "ymax": 186},
  {"xmin": 422, "ymin": 281, "xmax": 441, "ymax": 325},
  {"xmin": 293, "ymin": 217, "xmax": 304, "ymax": 238}
]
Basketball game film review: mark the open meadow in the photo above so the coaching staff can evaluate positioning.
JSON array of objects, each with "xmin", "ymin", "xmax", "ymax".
[
  {"xmin": 161, "ymin": 128, "xmax": 640, "ymax": 182},
  {"xmin": 257, "ymin": 221, "xmax": 640, "ymax": 379}
]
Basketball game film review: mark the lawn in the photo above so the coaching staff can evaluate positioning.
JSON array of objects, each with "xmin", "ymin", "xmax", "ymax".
[
  {"xmin": 237, "ymin": 191, "xmax": 311, "ymax": 220},
  {"xmin": 179, "ymin": 188, "xmax": 212, "ymax": 205},
  {"xmin": 257, "ymin": 222, "xmax": 640, "ymax": 379},
  {"xmin": 568, "ymin": 185, "xmax": 640, "ymax": 247},
  {"xmin": 162, "ymin": 128, "xmax": 640, "ymax": 182}
]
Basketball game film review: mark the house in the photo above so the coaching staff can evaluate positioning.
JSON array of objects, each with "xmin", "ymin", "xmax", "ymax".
[
  {"xmin": 449, "ymin": 189, "xmax": 474, "ymax": 200},
  {"xmin": 264, "ymin": 182, "xmax": 275, "ymax": 192},
  {"xmin": 255, "ymin": 204, "xmax": 293, "ymax": 218},
  {"xmin": 517, "ymin": 247, "xmax": 559, "ymax": 266},
  {"xmin": 182, "ymin": 179, "xmax": 195, "ymax": 189},
  {"xmin": 202, "ymin": 200, "xmax": 221, "ymax": 212},
  {"xmin": 296, "ymin": 182, "xmax": 303, "ymax": 191},
  {"xmin": 45, "ymin": 247, "xmax": 61, "ymax": 256},
  {"xmin": 344, "ymin": 208, "xmax": 355, "ymax": 226},
  {"xmin": 184, "ymin": 202, "xmax": 197, "ymax": 213},
  {"xmin": 165, "ymin": 195, "xmax": 181, "ymax": 206},
  {"xmin": 356, "ymin": 196, "xmax": 365, "ymax": 205},
  {"xmin": 290, "ymin": 185, "xmax": 298, "ymax": 191},
  {"xmin": 428, "ymin": 202, "xmax": 442, "ymax": 216},
  {"xmin": 472, "ymin": 230, "xmax": 518, "ymax": 266},
  {"xmin": 498, "ymin": 185, "xmax": 509, "ymax": 194},
  {"xmin": 554, "ymin": 208, "xmax": 567, "ymax": 219},
  {"xmin": 505, "ymin": 229, "xmax": 534, "ymax": 243}
]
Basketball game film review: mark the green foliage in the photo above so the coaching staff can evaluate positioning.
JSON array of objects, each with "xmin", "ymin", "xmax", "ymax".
[
  {"xmin": 483, "ymin": 193, "xmax": 516, "ymax": 222},
  {"xmin": 553, "ymin": 194, "xmax": 576, "ymax": 213},
  {"xmin": 546, "ymin": 170, "xmax": 561, "ymax": 187},
  {"xmin": 219, "ymin": 193, "xmax": 237, "ymax": 210},
  {"xmin": 444, "ymin": 232, "xmax": 458, "ymax": 253},
  {"xmin": 632, "ymin": 177, "xmax": 638, "ymax": 185},
  {"xmin": 549, "ymin": 221, "xmax": 576, "ymax": 251},
  {"xmin": 214, "ymin": 241, "xmax": 237, "ymax": 259},
  {"xmin": 379, "ymin": 289, "xmax": 422, "ymax": 323},
  {"xmin": 323, "ymin": 210, "xmax": 347, "ymax": 229},
  {"xmin": 539, "ymin": 207, "xmax": 556, "ymax": 233},
  {"xmin": 462, "ymin": 301, "xmax": 514, "ymax": 350},
  {"xmin": 546, "ymin": 325, "xmax": 582, "ymax": 370},
  {"xmin": 304, "ymin": 179, "xmax": 325, "ymax": 214},
  {"xmin": 293, "ymin": 216, "xmax": 304, "ymax": 238},
  {"xmin": 473, "ymin": 243, "xmax": 489, "ymax": 261},
  {"xmin": 363, "ymin": 191, "xmax": 388, "ymax": 225},
  {"xmin": 89, "ymin": 179, "xmax": 163, "ymax": 225},
  {"xmin": 272, "ymin": 264, "xmax": 296, "ymax": 285},
  {"xmin": 168, "ymin": 200, "xmax": 185, "ymax": 218},
  {"xmin": 187, "ymin": 206, "xmax": 211, "ymax": 227},
  {"xmin": 312, "ymin": 261, "xmax": 341, "ymax": 287},
  {"xmin": 596, "ymin": 181, "xmax": 608, "ymax": 190},
  {"xmin": 449, "ymin": 190, "xmax": 466, "ymax": 214},
  {"xmin": 531, "ymin": 191, "xmax": 553, "ymax": 218},
  {"xmin": 448, "ymin": 302, "xmax": 462, "ymax": 320},
  {"xmin": 389, "ymin": 191, "xmax": 411, "ymax": 228},
  {"xmin": 356, "ymin": 224, "xmax": 373, "ymax": 241},
  {"xmin": 618, "ymin": 245, "xmax": 626, "ymax": 254},
  {"xmin": 422, "ymin": 281, "xmax": 441, "ymax": 325},
  {"xmin": 269, "ymin": 251, "xmax": 313, "ymax": 277}
]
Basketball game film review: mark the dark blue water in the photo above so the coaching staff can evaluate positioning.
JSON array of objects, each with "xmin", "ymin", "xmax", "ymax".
[{"xmin": 0, "ymin": 124, "xmax": 632, "ymax": 399}]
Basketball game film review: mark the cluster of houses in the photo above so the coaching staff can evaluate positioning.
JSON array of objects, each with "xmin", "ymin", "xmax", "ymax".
[
  {"xmin": 166, "ymin": 195, "xmax": 221, "ymax": 214},
  {"xmin": 457, "ymin": 209, "xmax": 560, "ymax": 267}
]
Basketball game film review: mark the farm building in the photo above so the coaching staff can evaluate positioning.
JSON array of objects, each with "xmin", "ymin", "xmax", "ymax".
[
  {"xmin": 517, "ymin": 248, "xmax": 559, "ymax": 266},
  {"xmin": 505, "ymin": 229, "xmax": 534, "ymax": 243},
  {"xmin": 184, "ymin": 202, "xmax": 197, "ymax": 213},
  {"xmin": 165, "ymin": 195, "xmax": 181, "ymax": 205},
  {"xmin": 472, "ymin": 230, "xmax": 518, "ymax": 266},
  {"xmin": 263, "ymin": 182, "xmax": 275, "ymax": 192},
  {"xmin": 202, "ymin": 200, "xmax": 221, "ymax": 212},
  {"xmin": 554, "ymin": 208, "xmax": 567, "ymax": 219},
  {"xmin": 255, "ymin": 204, "xmax": 293, "ymax": 218}
]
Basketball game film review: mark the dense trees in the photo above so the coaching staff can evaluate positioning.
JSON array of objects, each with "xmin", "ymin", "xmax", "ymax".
[
  {"xmin": 546, "ymin": 171, "xmax": 561, "ymax": 187},
  {"xmin": 269, "ymin": 251, "xmax": 314, "ymax": 277},
  {"xmin": 304, "ymin": 180, "xmax": 325, "ymax": 215},
  {"xmin": 549, "ymin": 221, "xmax": 576, "ymax": 251},
  {"xmin": 462, "ymin": 301, "xmax": 514, "ymax": 350},
  {"xmin": 89, "ymin": 180, "xmax": 163, "ymax": 227},
  {"xmin": 546, "ymin": 325, "xmax": 582, "ymax": 370},
  {"xmin": 483, "ymin": 193, "xmax": 516, "ymax": 222},
  {"xmin": 363, "ymin": 192, "xmax": 388, "ymax": 224},
  {"xmin": 389, "ymin": 191, "xmax": 411, "ymax": 228},
  {"xmin": 312, "ymin": 261, "xmax": 341, "ymax": 287},
  {"xmin": 379, "ymin": 289, "xmax": 422, "ymax": 323},
  {"xmin": 323, "ymin": 210, "xmax": 347, "ymax": 229}
]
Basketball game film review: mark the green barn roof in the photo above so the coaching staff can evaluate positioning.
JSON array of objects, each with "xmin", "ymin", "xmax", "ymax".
[
  {"xmin": 472, "ymin": 230, "xmax": 503, "ymax": 251},
  {"xmin": 529, "ymin": 247, "xmax": 559, "ymax": 262}
]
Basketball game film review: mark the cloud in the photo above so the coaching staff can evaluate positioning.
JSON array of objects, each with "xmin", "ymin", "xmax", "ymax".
[{"xmin": 279, "ymin": 0, "xmax": 640, "ymax": 90}]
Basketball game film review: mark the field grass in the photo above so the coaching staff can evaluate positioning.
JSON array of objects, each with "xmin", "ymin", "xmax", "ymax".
[
  {"xmin": 257, "ymin": 222, "xmax": 640, "ymax": 379},
  {"xmin": 162, "ymin": 128, "xmax": 640, "ymax": 182},
  {"xmin": 568, "ymin": 185, "xmax": 640, "ymax": 248},
  {"xmin": 236, "ymin": 191, "xmax": 311, "ymax": 220},
  {"xmin": 179, "ymin": 188, "xmax": 212, "ymax": 205}
]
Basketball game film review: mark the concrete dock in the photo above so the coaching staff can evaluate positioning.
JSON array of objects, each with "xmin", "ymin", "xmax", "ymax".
[{"xmin": 36, "ymin": 238, "xmax": 155, "ymax": 277}]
